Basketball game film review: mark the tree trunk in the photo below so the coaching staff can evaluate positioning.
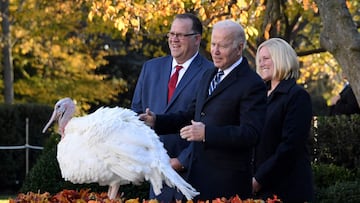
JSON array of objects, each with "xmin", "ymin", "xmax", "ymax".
[
  {"xmin": 0, "ymin": 0, "xmax": 14, "ymax": 104},
  {"xmin": 315, "ymin": 0, "xmax": 360, "ymax": 105}
]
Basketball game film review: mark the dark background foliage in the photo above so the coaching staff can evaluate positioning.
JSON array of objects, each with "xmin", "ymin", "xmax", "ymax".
[
  {"xmin": 0, "ymin": 103, "xmax": 52, "ymax": 194},
  {"xmin": 1, "ymin": 105, "xmax": 360, "ymax": 202}
]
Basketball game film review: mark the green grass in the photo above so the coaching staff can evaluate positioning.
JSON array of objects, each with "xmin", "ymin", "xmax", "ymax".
[{"xmin": 0, "ymin": 194, "xmax": 15, "ymax": 202}]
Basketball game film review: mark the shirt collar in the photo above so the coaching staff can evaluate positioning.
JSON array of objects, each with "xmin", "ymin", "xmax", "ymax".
[
  {"xmin": 221, "ymin": 57, "xmax": 243, "ymax": 77},
  {"xmin": 172, "ymin": 51, "xmax": 199, "ymax": 71}
]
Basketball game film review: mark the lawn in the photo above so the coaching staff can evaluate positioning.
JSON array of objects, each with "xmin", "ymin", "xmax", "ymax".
[{"xmin": 0, "ymin": 194, "xmax": 14, "ymax": 203}]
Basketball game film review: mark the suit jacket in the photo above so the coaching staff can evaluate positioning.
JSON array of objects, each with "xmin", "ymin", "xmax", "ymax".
[
  {"xmin": 131, "ymin": 53, "xmax": 213, "ymax": 200},
  {"xmin": 254, "ymin": 79, "xmax": 314, "ymax": 202},
  {"xmin": 329, "ymin": 84, "xmax": 360, "ymax": 116},
  {"xmin": 155, "ymin": 57, "xmax": 267, "ymax": 201}
]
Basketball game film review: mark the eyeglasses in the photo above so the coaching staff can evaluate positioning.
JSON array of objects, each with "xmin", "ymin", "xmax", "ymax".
[{"xmin": 166, "ymin": 32, "xmax": 199, "ymax": 40}]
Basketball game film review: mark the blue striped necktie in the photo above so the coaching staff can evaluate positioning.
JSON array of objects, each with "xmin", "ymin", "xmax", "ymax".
[{"xmin": 208, "ymin": 70, "xmax": 224, "ymax": 95}]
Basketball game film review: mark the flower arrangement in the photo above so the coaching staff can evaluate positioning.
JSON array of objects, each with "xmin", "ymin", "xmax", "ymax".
[{"xmin": 9, "ymin": 189, "xmax": 282, "ymax": 203}]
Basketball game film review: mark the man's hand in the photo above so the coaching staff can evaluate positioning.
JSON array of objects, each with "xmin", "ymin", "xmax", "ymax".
[
  {"xmin": 252, "ymin": 177, "xmax": 262, "ymax": 194},
  {"xmin": 170, "ymin": 158, "xmax": 184, "ymax": 172},
  {"xmin": 330, "ymin": 95, "xmax": 340, "ymax": 105},
  {"xmin": 180, "ymin": 120, "xmax": 205, "ymax": 142},
  {"xmin": 138, "ymin": 108, "xmax": 156, "ymax": 128}
]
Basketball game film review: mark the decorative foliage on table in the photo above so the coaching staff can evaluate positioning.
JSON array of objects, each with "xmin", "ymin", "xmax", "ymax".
[{"xmin": 9, "ymin": 189, "xmax": 282, "ymax": 203}]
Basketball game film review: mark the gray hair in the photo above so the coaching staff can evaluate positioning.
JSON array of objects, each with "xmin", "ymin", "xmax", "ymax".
[{"xmin": 213, "ymin": 20, "xmax": 247, "ymax": 49}]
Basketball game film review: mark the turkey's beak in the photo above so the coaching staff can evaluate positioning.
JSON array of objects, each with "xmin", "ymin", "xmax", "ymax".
[{"xmin": 42, "ymin": 109, "xmax": 57, "ymax": 133}]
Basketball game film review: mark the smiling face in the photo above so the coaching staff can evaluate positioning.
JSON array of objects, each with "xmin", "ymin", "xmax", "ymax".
[
  {"xmin": 256, "ymin": 38, "xmax": 300, "ymax": 85},
  {"xmin": 168, "ymin": 18, "xmax": 201, "ymax": 64},
  {"xmin": 257, "ymin": 46, "xmax": 274, "ymax": 82}
]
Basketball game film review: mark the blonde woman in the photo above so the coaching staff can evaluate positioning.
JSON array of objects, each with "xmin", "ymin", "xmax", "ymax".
[{"xmin": 253, "ymin": 38, "xmax": 314, "ymax": 202}]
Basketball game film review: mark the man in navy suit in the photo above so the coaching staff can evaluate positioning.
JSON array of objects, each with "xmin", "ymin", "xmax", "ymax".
[
  {"xmin": 329, "ymin": 75, "xmax": 360, "ymax": 115},
  {"xmin": 131, "ymin": 13, "xmax": 213, "ymax": 202},
  {"xmin": 140, "ymin": 20, "xmax": 267, "ymax": 201}
]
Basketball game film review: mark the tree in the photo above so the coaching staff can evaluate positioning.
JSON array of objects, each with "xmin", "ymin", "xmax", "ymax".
[
  {"xmin": 0, "ymin": 0, "xmax": 14, "ymax": 104},
  {"xmin": 2, "ymin": 0, "xmax": 358, "ymax": 109},
  {"xmin": 0, "ymin": 0, "xmax": 128, "ymax": 109},
  {"xmin": 314, "ymin": 0, "xmax": 360, "ymax": 105}
]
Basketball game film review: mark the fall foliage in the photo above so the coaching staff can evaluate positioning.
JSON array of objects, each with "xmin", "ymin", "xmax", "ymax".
[
  {"xmin": 9, "ymin": 189, "xmax": 282, "ymax": 203},
  {"xmin": 0, "ymin": 0, "xmax": 359, "ymax": 111}
]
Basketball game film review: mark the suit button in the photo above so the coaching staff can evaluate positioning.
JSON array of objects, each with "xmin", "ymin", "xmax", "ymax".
[{"xmin": 200, "ymin": 112, "xmax": 205, "ymax": 116}]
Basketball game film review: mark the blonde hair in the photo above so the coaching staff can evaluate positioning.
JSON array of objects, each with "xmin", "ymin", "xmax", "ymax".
[{"xmin": 256, "ymin": 38, "xmax": 299, "ymax": 80}]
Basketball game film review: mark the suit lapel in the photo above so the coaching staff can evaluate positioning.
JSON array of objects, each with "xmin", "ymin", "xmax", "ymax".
[
  {"xmin": 195, "ymin": 68, "xmax": 217, "ymax": 108},
  {"xmin": 158, "ymin": 57, "xmax": 173, "ymax": 112},
  {"xmin": 208, "ymin": 69, "xmax": 238, "ymax": 97},
  {"xmin": 174, "ymin": 55, "xmax": 202, "ymax": 93},
  {"xmin": 166, "ymin": 54, "xmax": 206, "ymax": 107},
  {"xmin": 205, "ymin": 66, "xmax": 240, "ymax": 102}
]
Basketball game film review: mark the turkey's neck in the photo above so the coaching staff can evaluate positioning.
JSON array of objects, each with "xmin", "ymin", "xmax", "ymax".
[{"xmin": 58, "ymin": 104, "xmax": 75, "ymax": 139}]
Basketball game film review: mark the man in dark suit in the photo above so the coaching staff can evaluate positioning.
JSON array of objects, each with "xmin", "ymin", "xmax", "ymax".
[
  {"xmin": 140, "ymin": 20, "xmax": 267, "ymax": 201},
  {"xmin": 329, "ymin": 79, "xmax": 360, "ymax": 115},
  {"xmin": 131, "ymin": 13, "xmax": 213, "ymax": 202}
]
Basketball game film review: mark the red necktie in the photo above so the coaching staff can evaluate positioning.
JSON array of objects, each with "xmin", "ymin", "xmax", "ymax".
[{"xmin": 168, "ymin": 65, "xmax": 183, "ymax": 102}]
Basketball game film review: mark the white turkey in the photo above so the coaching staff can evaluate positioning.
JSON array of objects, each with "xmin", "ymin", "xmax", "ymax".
[{"xmin": 42, "ymin": 97, "xmax": 199, "ymax": 200}]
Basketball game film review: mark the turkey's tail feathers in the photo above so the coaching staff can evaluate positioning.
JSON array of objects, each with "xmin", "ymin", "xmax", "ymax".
[
  {"xmin": 148, "ymin": 161, "xmax": 199, "ymax": 200},
  {"xmin": 132, "ymin": 113, "xmax": 200, "ymax": 200},
  {"xmin": 142, "ymin": 125, "xmax": 199, "ymax": 200}
]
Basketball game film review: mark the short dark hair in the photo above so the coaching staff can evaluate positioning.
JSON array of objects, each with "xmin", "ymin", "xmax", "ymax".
[{"xmin": 175, "ymin": 13, "xmax": 203, "ymax": 35}]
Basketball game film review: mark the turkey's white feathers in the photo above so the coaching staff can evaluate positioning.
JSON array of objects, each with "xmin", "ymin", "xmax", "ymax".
[{"xmin": 44, "ymin": 98, "xmax": 199, "ymax": 200}]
